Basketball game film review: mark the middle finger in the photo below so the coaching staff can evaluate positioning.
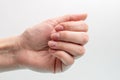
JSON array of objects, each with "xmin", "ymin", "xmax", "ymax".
[{"xmin": 51, "ymin": 31, "xmax": 89, "ymax": 45}]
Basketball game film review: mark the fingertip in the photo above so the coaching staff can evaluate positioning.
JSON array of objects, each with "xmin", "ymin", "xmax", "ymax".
[
  {"xmin": 48, "ymin": 41, "xmax": 57, "ymax": 48},
  {"xmin": 51, "ymin": 33, "xmax": 60, "ymax": 40},
  {"xmin": 55, "ymin": 25, "xmax": 64, "ymax": 31}
]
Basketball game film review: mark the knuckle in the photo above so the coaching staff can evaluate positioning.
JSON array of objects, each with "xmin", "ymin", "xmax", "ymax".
[
  {"xmin": 80, "ymin": 21, "xmax": 88, "ymax": 31},
  {"xmin": 81, "ymin": 47, "xmax": 86, "ymax": 54},
  {"xmin": 81, "ymin": 33, "xmax": 89, "ymax": 44},
  {"xmin": 67, "ymin": 58, "xmax": 74, "ymax": 65},
  {"xmin": 78, "ymin": 46, "xmax": 86, "ymax": 55},
  {"xmin": 84, "ymin": 24, "xmax": 88, "ymax": 32}
]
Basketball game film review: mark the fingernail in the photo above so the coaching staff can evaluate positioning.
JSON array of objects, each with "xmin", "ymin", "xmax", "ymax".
[
  {"xmin": 48, "ymin": 41, "xmax": 57, "ymax": 48},
  {"xmin": 55, "ymin": 25, "xmax": 64, "ymax": 31},
  {"xmin": 51, "ymin": 33, "xmax": 59, "ymax": 40}
]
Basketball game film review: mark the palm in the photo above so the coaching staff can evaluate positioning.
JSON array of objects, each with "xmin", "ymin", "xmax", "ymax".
[
  {"xmin": 18, "ymin": 49, "xmax": 59, "ymax": 72},
  {"xmin": 16, "ymin": 21, "xmax": 62, "ymax": 72}
]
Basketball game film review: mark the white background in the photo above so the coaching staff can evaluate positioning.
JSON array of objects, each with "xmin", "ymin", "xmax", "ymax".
[{"xmin": 0, "ymin": 0, "xmax": 120, "ymax": 80}]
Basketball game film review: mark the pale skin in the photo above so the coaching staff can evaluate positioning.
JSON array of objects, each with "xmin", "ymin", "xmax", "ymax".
[{"xmin": 0, "ymin": 14, "xmax": 88, "ymax": 73}]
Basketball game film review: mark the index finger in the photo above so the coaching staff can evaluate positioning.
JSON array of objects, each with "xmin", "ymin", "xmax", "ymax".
[{"xmin": 53, "ymin": 13, "xmax": 87, "ymax": 24}]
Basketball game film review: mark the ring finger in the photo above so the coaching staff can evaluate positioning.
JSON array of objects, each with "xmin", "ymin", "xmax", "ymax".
[{"xmin": 48, "ymin": 41, "xmax": 85, "ymax": 57}]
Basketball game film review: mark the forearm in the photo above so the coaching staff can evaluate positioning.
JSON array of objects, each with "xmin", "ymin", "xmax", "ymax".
[{"xmin": 0, "ymin": 36, "xmax": 20, "ymax": 68}]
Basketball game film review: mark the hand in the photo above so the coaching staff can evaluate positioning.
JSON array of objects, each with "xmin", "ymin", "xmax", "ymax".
[
  {"xmin": 14, "ymin": 14, "xmax": 88, "ymax": 73},
  {"xmin": 48, "ymin": 20, "xmax": 88, "ymax": 72}
]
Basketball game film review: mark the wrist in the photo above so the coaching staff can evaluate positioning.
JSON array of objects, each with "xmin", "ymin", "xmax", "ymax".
[{"xmin": 0, "ymin": 36, "xmax": 21, "ymax": 68}]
